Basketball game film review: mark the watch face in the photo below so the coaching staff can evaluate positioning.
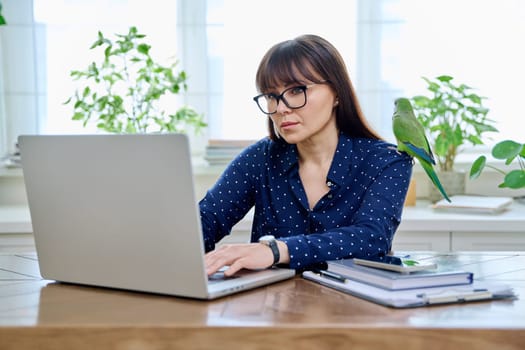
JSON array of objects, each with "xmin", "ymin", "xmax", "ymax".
[{"xmin": 259, "ymin": 235, "xmax": 275, "ymax": 242}]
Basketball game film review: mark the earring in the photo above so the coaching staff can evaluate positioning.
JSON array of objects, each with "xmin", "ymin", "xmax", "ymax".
[{"xmin": 334, "ymin": 99, "xmax": 339, "ymax": 107}]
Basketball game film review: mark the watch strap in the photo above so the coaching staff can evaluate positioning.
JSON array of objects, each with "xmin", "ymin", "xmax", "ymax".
[
  {"xmin": 267, "ymin": 239, "xmax": 280, "ymax": 265},
  {"xmin": 259, "ymin": 236, "xmax": 280, "ymax": 265}
]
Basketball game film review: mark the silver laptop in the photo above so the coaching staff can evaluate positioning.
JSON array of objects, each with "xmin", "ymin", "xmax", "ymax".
[{"xmin": 18, "ymin": 134, "xmax": 295, "ymax": 299}]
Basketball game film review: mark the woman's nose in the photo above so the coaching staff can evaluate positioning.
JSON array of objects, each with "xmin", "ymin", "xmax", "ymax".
[{"xmin": 275, "ymin": 98, "xmax": 291, "ymax": 115}]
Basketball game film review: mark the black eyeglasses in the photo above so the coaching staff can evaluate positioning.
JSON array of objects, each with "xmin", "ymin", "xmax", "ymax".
[{"xmin": 253, "ymin": 83, "xmax": 324, "ymax": 115}]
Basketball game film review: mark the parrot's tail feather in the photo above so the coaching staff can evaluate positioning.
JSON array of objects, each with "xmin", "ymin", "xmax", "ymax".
[{"xmin": 420, "ymin": 162, "xmax": 451, "ymax": 202}]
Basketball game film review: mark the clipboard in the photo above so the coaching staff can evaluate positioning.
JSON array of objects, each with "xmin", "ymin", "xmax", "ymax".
[{"xmin": 302, "ymin": 270, "xmax": 516, "ymax": 308}]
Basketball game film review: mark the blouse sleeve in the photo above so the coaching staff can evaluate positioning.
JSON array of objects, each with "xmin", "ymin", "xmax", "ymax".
[{"xmin": 198, "ymin": 144, "xmax": 260, "ymax": 252}]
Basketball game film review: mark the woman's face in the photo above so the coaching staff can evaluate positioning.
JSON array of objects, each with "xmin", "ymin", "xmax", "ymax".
[{"xmin": 269, "ymin": 80, "xmax": 338, "ymax": 145}]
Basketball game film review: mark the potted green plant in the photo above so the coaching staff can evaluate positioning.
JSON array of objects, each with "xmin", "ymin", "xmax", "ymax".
[
  {"xmin": 64, "ymin": 26, "xmax": 206, "ymax": 134},
  {"xmin": 469, "ymin": 139, "xmax": 525, "ymax": 193},
  {"xmin": 411, "ymin": 75, "xmax": 498, "ymax": 201}
]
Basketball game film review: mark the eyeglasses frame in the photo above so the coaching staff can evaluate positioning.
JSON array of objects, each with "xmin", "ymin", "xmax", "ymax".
[{"xmin": 252, "ymin": 82, "xmax": 326, "ymax": 115}]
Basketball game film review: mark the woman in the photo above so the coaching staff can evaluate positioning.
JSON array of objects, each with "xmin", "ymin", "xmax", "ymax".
[{"xmin": 202, "ymin": 34, "xmax": 413, "ymax": 276}]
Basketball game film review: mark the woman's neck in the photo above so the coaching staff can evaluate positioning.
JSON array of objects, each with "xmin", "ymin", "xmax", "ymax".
[
  {"xmin": 297, "ymin": 127, "xmax": 339, "ymax": 167},
  {"xmin": 296, "ymin": 126, "xmax": 339, "ymax": 210}
]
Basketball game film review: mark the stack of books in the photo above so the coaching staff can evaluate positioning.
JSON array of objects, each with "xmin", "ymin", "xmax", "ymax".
[
  {"xmin": 204, "ymin": 139, "xmax": 254, "ymax": 165},
  {"xmin": 325, "ymin": 258, "xmax": 471, "ymax": 290},
  {"xmin": 302, "ymin": 256, "xmax": 515, "ymax": 308}
]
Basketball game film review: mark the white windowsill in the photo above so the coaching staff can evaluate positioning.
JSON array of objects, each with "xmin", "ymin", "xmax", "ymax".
[
  {"xmin": 1, "ymin": 151, "xmax": 524, "ymax": 235},
  {"xmin": 2, "ymin": 200, "xmax": 525, "ymax": 236}
]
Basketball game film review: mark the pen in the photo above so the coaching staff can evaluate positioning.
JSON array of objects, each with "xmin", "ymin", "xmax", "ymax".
[{"xmin": 312, "ymin": 269, "xmax": 347, "ymax": 283}]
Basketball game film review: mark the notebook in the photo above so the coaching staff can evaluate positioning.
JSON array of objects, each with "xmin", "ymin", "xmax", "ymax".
[
  {"xmin": 18, "ymin": 134, "xmax": 295, "ymax": 300},
  {"xmin": 432, "ymin": 195, "xmax": 513, "ymax": 214}
]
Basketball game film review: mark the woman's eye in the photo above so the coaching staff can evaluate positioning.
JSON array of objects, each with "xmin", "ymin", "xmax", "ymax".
[{"xmin": 290, "ymin": 87, "xmax": 304, "ymax": 95}]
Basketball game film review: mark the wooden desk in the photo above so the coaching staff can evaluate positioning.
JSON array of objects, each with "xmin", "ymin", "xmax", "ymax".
[{"xmin": 1, "ymin": 252, "xmax": 524, "ymax": 350}]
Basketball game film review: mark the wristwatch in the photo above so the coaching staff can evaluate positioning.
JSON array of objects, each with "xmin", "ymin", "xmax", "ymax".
[{"xmin": 259, "ymin": 235, "xmax": 280, "ymax": 266}]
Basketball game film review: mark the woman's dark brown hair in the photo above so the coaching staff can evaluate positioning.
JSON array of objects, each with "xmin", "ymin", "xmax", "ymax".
[{"xmin": 255, "ymin": 34, "xmax": 382, "ymax": 141}]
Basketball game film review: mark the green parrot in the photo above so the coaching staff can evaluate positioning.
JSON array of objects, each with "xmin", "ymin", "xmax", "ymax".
[{"xmin": 392, "ymin": 97, "xmax": 451, "ymax": 202}]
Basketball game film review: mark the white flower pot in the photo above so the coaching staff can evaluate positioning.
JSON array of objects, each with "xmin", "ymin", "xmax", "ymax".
[{"xmin": 428, "ymin": 170, "xmax": 466, "ymax": 203}]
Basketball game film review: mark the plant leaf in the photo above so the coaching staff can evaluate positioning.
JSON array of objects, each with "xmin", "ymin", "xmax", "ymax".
[
  {"xmin": 137, "ymin": 43, "xmax": 150, "ymax": 55},
  {"xmin": 469, "ymin": 156, "xmax": 486, "ymax": 179},
  {"xmin": 492, "ymin": 140, "xmax": 522, "ymax": 160},
  {"xmin": 402, "ymin": 259, "xmax": 419, "ymax": 266},
  {"xmin": 436, "ymin": 75, "xmax": 453, "ymax": 83},
  {"xmin": 503, "ymin": 170, "xmax": 525, "ymax": 189}
]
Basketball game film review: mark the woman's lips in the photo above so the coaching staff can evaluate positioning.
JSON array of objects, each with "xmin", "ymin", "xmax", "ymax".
[{"xmin": 280, "ymin": 121, "xmax": 299, "ymax": 129}]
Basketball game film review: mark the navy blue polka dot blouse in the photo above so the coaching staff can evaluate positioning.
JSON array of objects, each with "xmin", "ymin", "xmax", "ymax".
[{"xmin": 199, "ymin": 133, "xmax": 413, "ymax": 269}]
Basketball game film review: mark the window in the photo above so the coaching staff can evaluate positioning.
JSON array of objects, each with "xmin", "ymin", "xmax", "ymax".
[
  {"xmin": 34, "ymin": 0, "xmax": 180, "ymax": 135},
  {"xmin": 355, "ymin": 0, "xmax": 525, "ymax": 145},
  {"xmin": 209, "ymin": 0, "xmax": 525, "ymax": 146},
  {"xmin": 0, "ymin": 0, "xmax": 181, "ymax": 158},
  {"xmin": 1, "ymin": 0, "xmax": 524, "ymax": 161}
]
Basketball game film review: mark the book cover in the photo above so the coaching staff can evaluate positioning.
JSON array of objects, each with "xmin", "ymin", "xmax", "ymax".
[{"xmin": 326, "ymin": 259, "xmax": 473, "ymax": 290}]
